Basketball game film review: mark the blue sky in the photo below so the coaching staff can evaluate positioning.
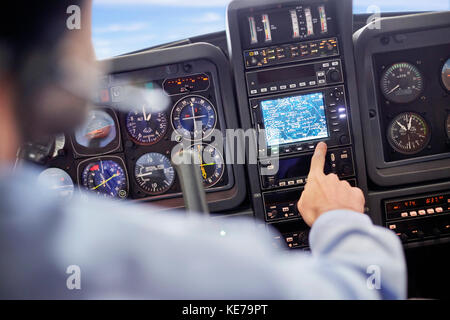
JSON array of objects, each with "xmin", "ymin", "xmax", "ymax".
[{"xmin": 92, "ymin": 0, "xmax": 450, "ymax": 59}]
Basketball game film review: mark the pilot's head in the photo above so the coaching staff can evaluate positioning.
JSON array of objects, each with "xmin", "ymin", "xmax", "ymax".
[{"xmin": 0, "ymin": 0, "xmax": 95, "ymax": 161}]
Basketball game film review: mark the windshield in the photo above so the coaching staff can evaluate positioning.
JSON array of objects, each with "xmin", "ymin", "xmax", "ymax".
[{"xmin": 93, "ymin": 0, "xmax": 450, "ymax": 59}]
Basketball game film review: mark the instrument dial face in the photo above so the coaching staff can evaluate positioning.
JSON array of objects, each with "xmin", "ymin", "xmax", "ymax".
[
  {"xmin": 126, "ymin": 108, "xmax": 168, "ymax": 145},
  {"xmin": 191, "ymin": 144, "xmax": 225, "ymax": 188},
  {"xmin": 81, "ymin": 159, "xmax": 128, "ymax": 199},
  {"xmin": 75, "ymin": 110, "xmax": 117, "ymax": 148},
  {"xmin": 381, "ymin": 63, "xmax": 424, "ymax": 104},
  {"xmin": 38, "ymin": 168, "xmax": 74, "ymax": 199},
  {"xmin": 387, "ymin": 112, "xmax": 431, "ymax": 155},
  {"xmin": 171, "ymin": 95, "xmax": 217, "ymax": 140},
  {"xmin": 135, "ymin": 153, "xmax": 175, "ymax": 195},
  {"xmin": 442, "ymin": 58, "xmax": 450, "ymax": 92}
]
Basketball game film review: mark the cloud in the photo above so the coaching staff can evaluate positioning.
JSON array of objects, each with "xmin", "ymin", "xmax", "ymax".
[
  {"xmin": 94, "ymin": 0, "xmax": 232, "ymax": 7},
  {"xmin": 94, "ymin": 22, "xmax": 149, "ymax": 34},
  {"xmin": 183, "ymin": 12, "xmax": 223, "ymax": 24}
]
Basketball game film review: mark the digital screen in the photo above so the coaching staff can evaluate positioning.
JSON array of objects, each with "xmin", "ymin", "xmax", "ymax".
[
  {"xmin": 260, "ymin": 92, "xmax": 328, "ymax": 147},
  {"xmin": 163, "ymin": 74, "xmax": 210, "ymax": 95},
  {"xmin": 256, "ymin": 65, "xmax": 315, "ymax": 84},
  {"xmin": 276, "ymin": 155, "xmax": 332, "ymax": 179},
  {"xmin": 385, "ymin": 195, "xmax": 447, "ymax": 213},
  {"xmin": 240, "ymin": 3, "xmax": 334, "ymax": 49}
]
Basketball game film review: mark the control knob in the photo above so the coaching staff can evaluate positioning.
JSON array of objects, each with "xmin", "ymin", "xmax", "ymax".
[{"xmin": 327, "ymin": 69, "xmax": 341, "ymax": 83}]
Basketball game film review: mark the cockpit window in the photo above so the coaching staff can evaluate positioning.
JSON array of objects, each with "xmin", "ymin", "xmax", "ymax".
[
  {"xmin": 93, "ymin": 0, "xmax": 450, "ymax": 60},
  {"xmin": 93, "ymin": 0, "xmax": 230, "ymax": 59}
]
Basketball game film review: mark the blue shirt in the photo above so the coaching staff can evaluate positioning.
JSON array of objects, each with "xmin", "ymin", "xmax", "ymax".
[{"xmin": 0, "ymin": 165, "xmax": 407, "ymax": 299}]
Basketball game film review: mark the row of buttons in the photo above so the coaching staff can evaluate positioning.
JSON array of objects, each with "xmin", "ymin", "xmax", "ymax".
[
  {"xmin": 250, "ymin": 80, "xmax": 320, "ymax": 95},
  {"xmin": 266, "ymin": 202, "xmax": 300, "ymax": 221},
  {"xmin": 399, "ymin": 207, "xmax": 445, "ymax": 218},
  {"xmin": 245, "ymin": 37, "xmax": 339, "ymax": 69},
  {"xmin": 270, "ymin": 143, "xmax": 317, "ymax": 156},
  {"xmin": 389, "ymin": 207, "xmax": 447, "ymax": 224}
]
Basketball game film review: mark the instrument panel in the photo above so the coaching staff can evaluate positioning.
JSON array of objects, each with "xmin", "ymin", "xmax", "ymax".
[
  {"xmin": 228, "ymin": 0, "xmax": 366, "ymax": 249},
  {"xmin": 41, "ymin": 50, "xmax": 245, "ymax": 211},
  {"xmin": 374, "ymin": 44, "xmax": 450, "ymax": 163}
]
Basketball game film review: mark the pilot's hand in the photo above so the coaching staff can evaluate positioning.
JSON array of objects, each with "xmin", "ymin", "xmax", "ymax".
[{"xmin": 297, "ymin": 142, "xmax": 365, "ymax": 227}]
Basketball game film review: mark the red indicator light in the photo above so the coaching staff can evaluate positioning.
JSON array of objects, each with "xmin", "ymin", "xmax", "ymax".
[
  {"xmin": 90, "ymin": 165, "xmax": 99, "ymax": 171},
  {"xmin": 100, "ymin": 89, "xmax": 110, "ymax": 103}
]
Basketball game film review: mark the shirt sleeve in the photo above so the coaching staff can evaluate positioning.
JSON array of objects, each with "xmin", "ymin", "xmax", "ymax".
[{"xmin": 304, "ymin": 210, "xmax": 407, "ymax": 299}]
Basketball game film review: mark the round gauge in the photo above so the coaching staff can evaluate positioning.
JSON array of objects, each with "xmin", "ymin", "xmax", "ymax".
[
  {"xmin": 135, "ymin": 153, "xmax": 175, "ymax": 195},
  {"xmin": 126, "ymin": 108, "xmax": 168, "ymax": 145},
  {"xmin": 441, "ymin": 58, "xmax": 450, "ymax": 91},
  {"xmin": 38, "ymin": 168, "xmax": 74, "ymax": 199},
  {"xmin": 75, "ymin": 110, "xmax": 116, "ymax": 148},
  {"xmin": 191, "ymin": 144, "xmax": 225, "ymax": 188},
  {"xmin": 387, "ymin": 112, "xmax": 431, "ymax": 155},
  {"xmin": 171, "ymin": 95, "xmax": 217, "ymax": 140},
  {"xmin": 81, "ymin": 159, "xmax": 128, "ymax": 199},
  {"xmin": 380, "ymin": 62, "xmax": 424, "ymax": 104}
]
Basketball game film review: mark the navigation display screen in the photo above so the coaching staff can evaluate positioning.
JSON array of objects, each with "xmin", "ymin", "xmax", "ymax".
[{"xmin": 260, "ymin": 92, "xmax": 328, "ymax": 147}]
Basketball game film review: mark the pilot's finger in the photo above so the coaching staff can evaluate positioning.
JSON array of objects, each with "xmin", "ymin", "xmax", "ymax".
[{"xmin": 309, "ymin": 142, "xmax": 327, "ymax": 177}]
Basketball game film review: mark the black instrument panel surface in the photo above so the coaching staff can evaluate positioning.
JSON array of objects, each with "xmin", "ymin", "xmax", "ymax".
[
  {"xmin": 373, "ymin": 44, "xmax": 450, "ymax": 163},
  {"xmin": 44, "ymin": 43, "xmax": 247, "ymax": 212}
]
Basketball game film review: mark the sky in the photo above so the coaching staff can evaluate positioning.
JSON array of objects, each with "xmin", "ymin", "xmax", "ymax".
[{"xmin": 92, "ymin": 0, "xmax": 450, "ymax": 59}]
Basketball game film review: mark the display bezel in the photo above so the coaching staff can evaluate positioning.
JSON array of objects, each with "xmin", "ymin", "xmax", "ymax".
[{"xmin": 257, "ymin": 90, "xmax": 330, "ymax": 149}]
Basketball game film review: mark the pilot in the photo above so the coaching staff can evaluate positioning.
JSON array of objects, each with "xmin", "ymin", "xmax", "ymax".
[{"xmin": 0, "ymin": 1, "xmax": 406, "ymax": 299}]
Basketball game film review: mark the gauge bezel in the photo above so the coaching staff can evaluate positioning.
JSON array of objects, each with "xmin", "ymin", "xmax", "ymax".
[
  {"xmin": 70, "ymin": 108, "xmax": 122, "ymax": 158},
  {"xmin": 170, "ymin": 94, "xmax": 218, "ymax": 141},
  {"xmin": 440, "ymin": 57, "xmax": 450, "ymax": 92},
  {"xmin": 125, "ymin": 110, "xmax": 169, "ymax": 146},
  {"xmin": 380, "ymin": 62, "xmax": 424, "ymax": 104},
  {"xmin": 77, "ymin": 155, "xmax": 130, "ymax": 199},
  {"xmin": 134, "ymin": 152, "xmax": 176, "ymax": 196},
  {"xmin": 38, "ymin": 167, "xmax": 75, "ymax": 199},
  {"xmin": 386, "ymin": 112, "xmax": 431, "ymax": 155}
]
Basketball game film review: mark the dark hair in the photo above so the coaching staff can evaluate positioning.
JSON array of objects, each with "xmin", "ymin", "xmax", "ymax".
[
  {"xmin": 0, "ymin": 1, "xmax": 87, "ymax": 142},
  {"xmin": 0, "ymin": 1, "xmax": 84, "ymax": 76}
]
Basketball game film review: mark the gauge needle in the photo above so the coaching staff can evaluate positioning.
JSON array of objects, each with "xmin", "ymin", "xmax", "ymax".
[
  {"xmin": 143, "ymin": 105, "xmax": 152, "ymax": 121},
  {"xmin": 387, "ymin": 84, "xmax": 400, "ymax": 95},
  {"xmin": 396, "ymin": 121, "xmax": 407, "ymax": 131},
  {"xmin": 92, "ymin": 173, "xmax": 118, "ymax": 190},
  {"xmin": 191, "ymin": 103, "xmax": 197, "ymax": 134},
  {"xmin": 408, "ymin": 115, "xmax": 412, "ymax": 130},
  {"xmin": 182, "ymin": 115, "xmax": 206, "ymax": 121},
  {"xmin": 136, "ymin": 172, "xmax": 154, "ymax": 178}
]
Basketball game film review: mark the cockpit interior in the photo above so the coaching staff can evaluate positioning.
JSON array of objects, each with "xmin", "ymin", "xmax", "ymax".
[{"xmin": 17, "ymin": 0, "xmax": 450, "ymax": 299}]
